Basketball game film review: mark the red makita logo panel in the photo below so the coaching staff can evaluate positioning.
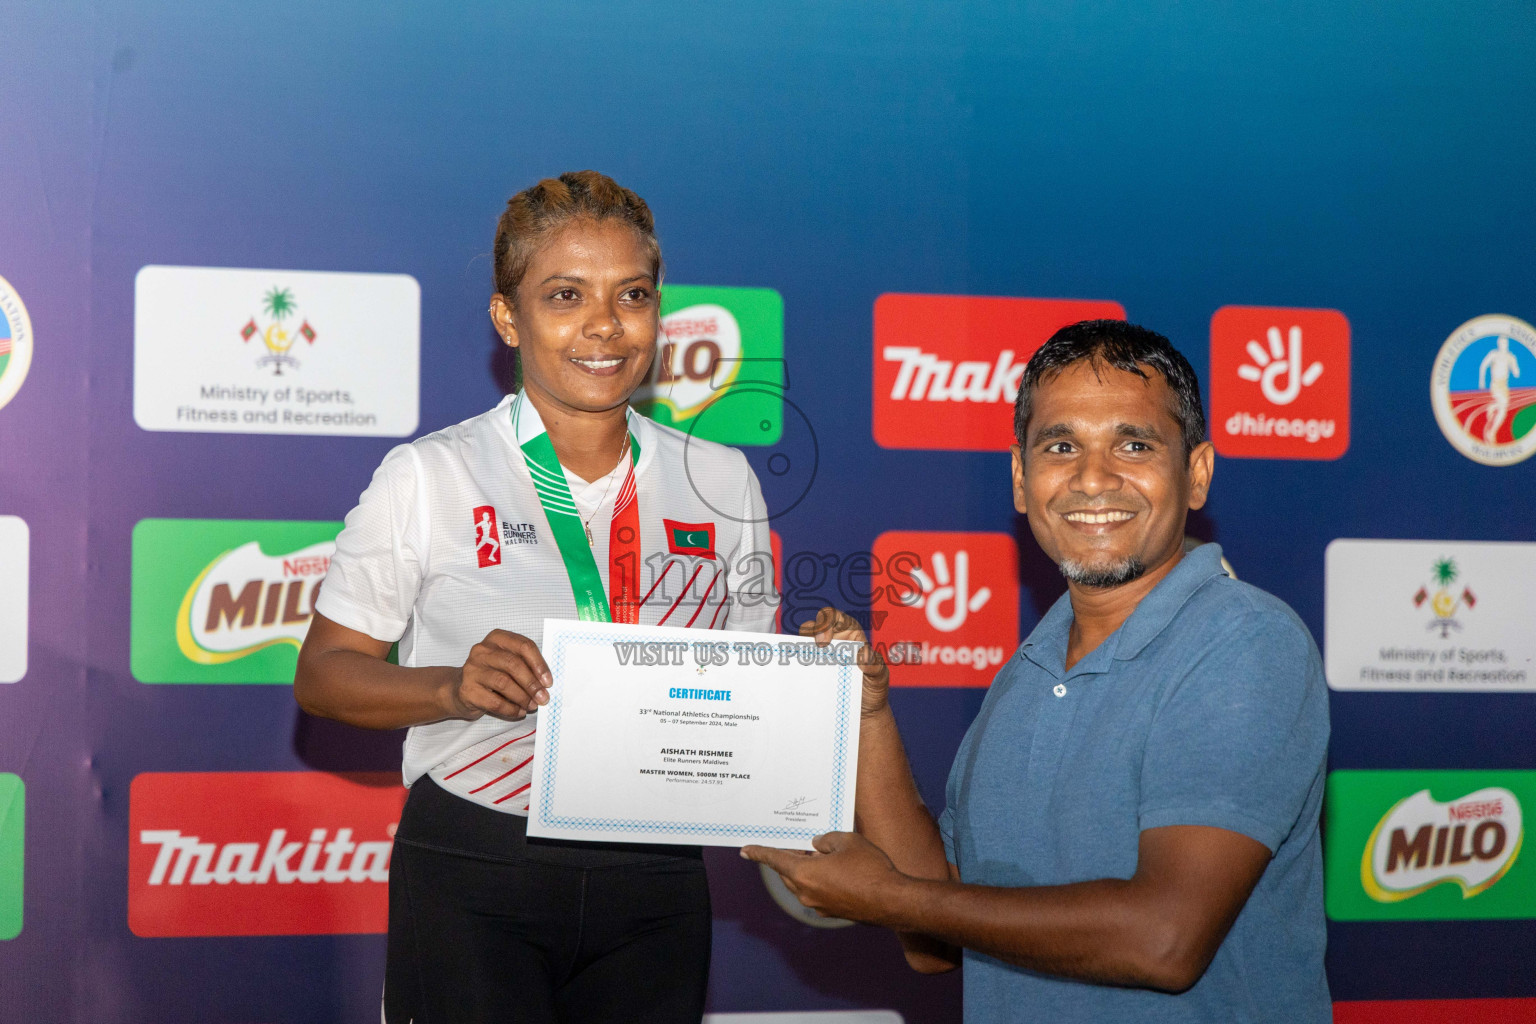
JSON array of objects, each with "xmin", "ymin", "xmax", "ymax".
[
  {"xmin": 128, "ymin": 772, "xmax": 405, "ymax": 937},
  {"xmin": 870, "ymin": 531, "xmax": 1019, "ymax": 687},
  {"xmin": 873, "ymin": 294, "xmax": 1127, "ymax": 451},
  {"xmin": 473, "ymin": 504, "xmax": 501, "ymax": 567},
  {"xmin": 1209, "ymin": 305, "xmax": 1350, "ymax": 460}
]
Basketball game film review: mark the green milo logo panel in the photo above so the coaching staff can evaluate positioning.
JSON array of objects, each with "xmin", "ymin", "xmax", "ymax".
[
  {"xmin": 0, "ymin": 774, "xmax": 22, "ymax": 940},
  {"xmin": 634, "ymin": 285, "xmax": 785, "ymax": 447},
  {"xmin": 131, "ymin": 519, "xmax": 342, "ymax": 684},
  {"xmin": 1325, "ymin": 769, "xmax": 1535, "ymax": 921}
]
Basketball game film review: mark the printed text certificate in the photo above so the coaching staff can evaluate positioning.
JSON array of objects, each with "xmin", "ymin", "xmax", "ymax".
[{"xmin": 527, "ymin": 619, "xmax": 862, "ymax": 849}]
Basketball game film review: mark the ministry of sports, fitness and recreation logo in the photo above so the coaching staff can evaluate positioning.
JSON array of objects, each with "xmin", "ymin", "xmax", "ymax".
[
  {"xmin": 131, "ymin": 519, "xmax": 342, "ymax": 684},
  {"xmin": 1431, "ymin": 314, "xmax": 1536, "ymax": 466},
  {"xmin": 0, "ymin": 275, "xmax": 34, "ymax": 412},
  {"xmin": 240, "ymin": 285, "xmax": 318, "ymax": 375},
  {"xmin": 631, "ymin": 284, "xmax": 784, "ymax": 447},
  {"xmin": 1414, "ymin": 557, "xmax": 1476, "ymax": 638},
  {"xmin": 0, "ymin": 774, "xmax": 22, "ymax": 940},
  {"xmin": 1325, "ymin": 770, "xmax": 1536, "ymax": 921}
]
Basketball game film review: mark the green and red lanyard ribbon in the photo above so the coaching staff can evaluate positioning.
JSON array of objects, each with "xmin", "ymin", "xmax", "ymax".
[{"xmin": 513, "ymin": 394, "xmax": 642, "ymax": 624}]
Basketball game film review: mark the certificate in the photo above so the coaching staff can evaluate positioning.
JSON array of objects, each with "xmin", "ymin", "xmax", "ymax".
[{"xmin": 527, "ymin": 619, "xmax": 862, "ymax": 850}]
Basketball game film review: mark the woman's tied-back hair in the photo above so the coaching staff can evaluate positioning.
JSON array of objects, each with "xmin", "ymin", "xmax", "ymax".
[
  {"xmin": 1013, "ymin": 319, "xmax": 1208, "ymax": 456},
  {"xmin": 493, "ymin": 170, "xmax": 663, "ymax": 303}
]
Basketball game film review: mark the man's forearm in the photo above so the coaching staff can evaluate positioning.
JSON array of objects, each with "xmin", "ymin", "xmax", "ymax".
[
  {"xmin": 878, "ymin": 874, "xmax": 1210, "ymax": 993},
  {"xmin": 853, "ymin": 707, "xmax": 948, "ymax": 880}
]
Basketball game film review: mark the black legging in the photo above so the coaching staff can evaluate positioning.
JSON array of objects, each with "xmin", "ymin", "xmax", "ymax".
[{"xmin": 385, "ymin": 774, "xmax": 711, "ymax": 1024}]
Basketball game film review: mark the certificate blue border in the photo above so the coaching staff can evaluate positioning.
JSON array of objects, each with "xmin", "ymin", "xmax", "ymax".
[{"xmin": 539, "ymin": 627, "xmax": 856, "ymax": 843}]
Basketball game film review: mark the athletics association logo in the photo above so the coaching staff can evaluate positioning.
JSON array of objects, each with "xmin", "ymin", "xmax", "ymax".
[
  {"xmin": 1414, "ymin": 557, "xmax": 1476, "ymax": 638},
  {"xmin": 1209, "ymin": 305, "xmax": 1350, "ymax": 460},
  {"xmin": 129, "ymin": 771, "xmax": 404, "ymax": 936},
  {"xmin": 1432, "ymin": 314, "xmax": 1536, "ymax": 466},
  {"xmin": 873, "ymin": 294, "xmax": 1126, "ymax": 451},
  {"xmin": 240, "ymin": 285, "xmax": 318, "ymax": 375},
  {"xmin": 1325, "ymin": 770, "xmax": 1536, "ymax": 921},
  {"xmin": 0, "ymin": 275, "xmax": 34, "ymax": 412},
  {"xmin": 632, "ymin": 285, "xmax": 784, "ymax": 447},
  {"xmin": 131, "ymin": 519, "xmax": 342, "ymax": 684},
  {"xmin": 870, "ymin": 531, "xmax": 1019, "ymax": 687}
]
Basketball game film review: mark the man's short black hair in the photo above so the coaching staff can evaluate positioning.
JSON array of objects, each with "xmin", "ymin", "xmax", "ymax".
[{"xmin": 1012, "ymin": 319, "xmax": 1208, "ymax": 455}]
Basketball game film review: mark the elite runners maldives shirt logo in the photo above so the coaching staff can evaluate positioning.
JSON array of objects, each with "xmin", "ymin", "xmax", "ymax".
[
  {"xmin": 870, "ymin": 531, "xmax": 1019, "ymax": 687},
  {"xmin": 873, "ymin": 294, "xmax": 1126, "ymax": 451},
  {"xmin": 128, "ymin": 772, "xmax": 405, "ymax": 937},
  {"xmin": 131, "ymin": 519, "xmax": 341, "ymax": 684},
  {"xmin": 1210, "ymin": 305, "xmax": 1350, "ymax": 460},
  {"xmin": 631, "ymin": 285, "xmax": 784, "ymax": 447},
  {"xmin": 1431, "ymin": 314, "xmax": 1536, "ymax": 466},
  {"xmin": 0, "ymin": 517, "xmax": 27, "ymax": 684},
  {"xmin": 0, "ymin": 774, "xmax": 21, "ymax": 940},
  {"xmin": 1326, "ymin": 770, "xmax": 1535, "ymax": 921},
  {"xmin": 0, "ymin": 275, "xmax": 33, "ymax": 412}
]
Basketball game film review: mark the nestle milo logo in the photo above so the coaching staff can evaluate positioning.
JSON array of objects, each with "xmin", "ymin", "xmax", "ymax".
[
  {"xmin": 1326, "ymin": 770, "xmax": 1536, "ymax": 921},
  {"xmin": 132, "ymin": 519, "xmax": 342, "ymax": 684},
  {"xmin": 178, "ymin": 540, "xmax": 333, "ymax": 664},
  {"xmin": 1363, "ymin": 787, "xmax": 1522, "ymax": 902},
  {"xmin": 632, "ymin": 285, "xmax": 783, "ymax": 447}
]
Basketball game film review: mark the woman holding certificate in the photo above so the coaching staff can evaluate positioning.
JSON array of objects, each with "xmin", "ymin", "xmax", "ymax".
[{"xmin": 295, "ymin": 170, "xmax": 778, "ymax": 1024}]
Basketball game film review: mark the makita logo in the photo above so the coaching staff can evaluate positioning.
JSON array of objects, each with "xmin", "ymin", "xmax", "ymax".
[
  {"xmin": 873, "ymin": 294, "xmax": 1126, "ymax": 451},
  {"xmin": 140, "ymin": 827, "xmax": 392, "ymax": 885},
  {"xmin": 882, "ymin": 347, "xmax": 1027, "ymax": 404},
  {"xmin": 129, "ymin": 771, "xmax": 405, "ymax": 936}
]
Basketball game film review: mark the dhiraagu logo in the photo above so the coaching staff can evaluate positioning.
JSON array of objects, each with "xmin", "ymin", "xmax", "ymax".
[
  {"xmin": 0, "ymin": 774, "xmax": 22, "ymax": 939},
  {"xmin": 633, "ymin": 285, "xmax": 784, "ymax": 447},
  {"xmin": 131, "ymin": 519, "xmax": 341, "ymax": 683},
  {"xmin": 1326, "ymin": 770, "xmax": 1535, "ymax": 921}
]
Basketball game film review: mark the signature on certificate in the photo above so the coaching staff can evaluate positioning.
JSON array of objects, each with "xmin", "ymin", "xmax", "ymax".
[{"xmin": 777, "ymin": 796, "xmax": 817, "ymax": 814}]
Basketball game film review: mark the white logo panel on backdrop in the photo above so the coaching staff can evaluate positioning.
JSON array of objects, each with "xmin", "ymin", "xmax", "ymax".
[
  {"xmin": 1325, "ymin": 539, "xmax": 1535, "ymax": 691},
  {"xmin": 133, "ymin": 265, "xmax": 420, "ymax": 436},
  {"xmin": 0, "ymin": 516, "xmax": 28, "ymax": 683}
]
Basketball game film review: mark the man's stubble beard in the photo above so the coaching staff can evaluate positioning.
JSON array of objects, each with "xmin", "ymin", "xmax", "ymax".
[{"xmin": 1057, "ymin": 555, "xmax": 1148, "ymax": 589}]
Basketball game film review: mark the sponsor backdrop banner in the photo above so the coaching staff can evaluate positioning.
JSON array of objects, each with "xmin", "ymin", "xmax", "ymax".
[{"xmin": 2, "ymin": 1, "xmax": 1535, "ymax": 1020}]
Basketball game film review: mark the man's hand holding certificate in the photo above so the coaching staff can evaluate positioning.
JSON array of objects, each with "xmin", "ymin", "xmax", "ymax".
[{"xmin": 527, "ymin": 619, "xmax": 864, "ymax": 849}]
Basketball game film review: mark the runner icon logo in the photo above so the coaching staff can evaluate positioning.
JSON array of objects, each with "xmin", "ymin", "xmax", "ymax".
[{"xmin": 473, "ymin": 505, "xmax": 502, "ymax": 567}]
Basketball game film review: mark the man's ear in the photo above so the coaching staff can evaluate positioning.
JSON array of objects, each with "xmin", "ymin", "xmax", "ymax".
[
  {"xmin": 1010, "ymin": 444, "xmax": 1028, "ymax": 515},
  {"xmin": 1187, "ymin": 441, "xmax": 1215, "ymax": 510},
  {"xmin": 489, "ymin": 293, "xmax": 519, "ymax": 349}
]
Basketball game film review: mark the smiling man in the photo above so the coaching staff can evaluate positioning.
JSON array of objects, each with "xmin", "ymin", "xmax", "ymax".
[{"xmin": 746, "ymin": 320, "xmax": 1331, "ymax": 1023}]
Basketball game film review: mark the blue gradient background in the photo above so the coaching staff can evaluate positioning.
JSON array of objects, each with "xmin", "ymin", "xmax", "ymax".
[{"xmin": 2, "ymin": 1, "xmax": 1535, "ymax": 1019}]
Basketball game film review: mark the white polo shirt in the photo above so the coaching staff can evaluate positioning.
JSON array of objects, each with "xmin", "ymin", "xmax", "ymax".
[{"xmin": 316, "ymin": 392, "xmax": 779, "ymax": 814}]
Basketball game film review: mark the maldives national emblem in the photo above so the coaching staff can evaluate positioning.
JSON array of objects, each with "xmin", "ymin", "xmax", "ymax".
[
  {"xmin": 241, "ymin": 286, "xmax": 318, "ymax": 375},
  {"xmin": 1431, "ymin": 314, "xmax": 1536, "ymax": 466},
  {"xmin": 0, "ymin": 275, "xmax": 35, "ymax": 411}
]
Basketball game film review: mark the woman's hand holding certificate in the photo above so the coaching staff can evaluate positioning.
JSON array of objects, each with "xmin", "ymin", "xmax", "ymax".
[{"xmin": 527, "ymin": 619, "xmax": 864, "ymax": 850}]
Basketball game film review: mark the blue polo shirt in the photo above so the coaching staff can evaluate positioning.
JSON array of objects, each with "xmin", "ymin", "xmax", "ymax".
[{"xmin": 936, "ymin": 543, "xmax": 1330, "ymax": 1023}]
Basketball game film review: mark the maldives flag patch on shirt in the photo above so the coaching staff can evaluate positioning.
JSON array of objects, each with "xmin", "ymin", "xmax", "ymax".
[{"xmin": 664, "ymin": 519, "xmax": 716, "ymax": 559}]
